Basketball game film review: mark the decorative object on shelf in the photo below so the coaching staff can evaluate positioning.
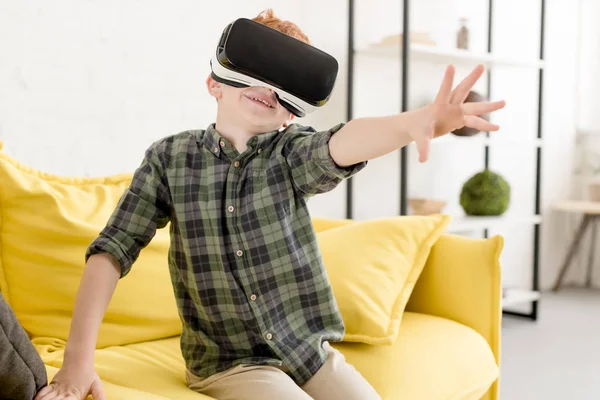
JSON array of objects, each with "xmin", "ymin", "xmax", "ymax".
[
  {"xmin": 371, "ymin": 31, "xmax": 436, "ymax": 48},
  {"xmin": 451, "ymin": 90, "xmax": 490, "ymax": 136},
  {"xmin": 456, "ymin": 17, "xmax": 469, "ymax": 50},
  {"xmin": 459, "ymin": 169, "xmax": 511, "ymax": 216},
  {"xmin": 408, "ymin": 198, "xmax": 447, "ymax": 215}
]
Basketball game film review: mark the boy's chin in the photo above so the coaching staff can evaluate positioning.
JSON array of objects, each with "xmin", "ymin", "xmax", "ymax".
[
  {"xmin": 246, "ymin": 119, "xmax": 285, "ymax": 132},
  {"xmin": 241, "ymin": 113, "xmax": 287, "ymax": 131}
]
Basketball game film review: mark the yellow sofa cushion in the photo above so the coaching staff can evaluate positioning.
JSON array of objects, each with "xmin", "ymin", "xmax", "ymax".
[
  {"xmin": 312, "ymin": 217, "xmax": 354, "ymax": 233},
  {"xmin": 37, "ymin": 337, "xmax": 214, "ymax": 400},
  {"xmin": 36, "ymin": 312, "xmax": 497, "ymax": 400},
  {"xmin": 405, "ymin": 233, "xmax": 503, "ymax": 400},
  {"xmin": 0, "ymin": 141, "xmax": 181, "ymax": 348},
  {"xmin": 316, "ymin": 215, "xmax": 450, "ymax": 345},
  {"xmin": 332, "ymin": 312, "xmax": 499, "ymax": 400},
  {"xmin": 44, "ymin": 364, "xmax": 171, "ymax": 400}
]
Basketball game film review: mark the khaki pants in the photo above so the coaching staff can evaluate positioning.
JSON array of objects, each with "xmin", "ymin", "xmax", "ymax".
[{"xmin": 186, "ymin": 342, "xmax": 381, "ymax": 400}]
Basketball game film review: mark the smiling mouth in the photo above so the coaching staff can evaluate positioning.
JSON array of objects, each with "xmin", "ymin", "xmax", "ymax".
[{"xmin": 245, "ymin": 95, "xmax": 275, "ymax": 108}]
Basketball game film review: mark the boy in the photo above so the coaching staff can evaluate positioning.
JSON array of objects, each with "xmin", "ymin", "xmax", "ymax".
[{"xmin": 35, "ymin": 9, "xmax": 505, "ymax": 400}]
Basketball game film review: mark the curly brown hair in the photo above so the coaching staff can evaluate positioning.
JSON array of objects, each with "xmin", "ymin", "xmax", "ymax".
[{"xmin": 252, "ymin": 9, "xmax": 310, "ymax": 44}]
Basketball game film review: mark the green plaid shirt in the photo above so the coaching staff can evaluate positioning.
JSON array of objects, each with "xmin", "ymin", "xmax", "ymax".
[{"xmin": 86, "ymin": 122, "xmax": 366, "ymax": 385}]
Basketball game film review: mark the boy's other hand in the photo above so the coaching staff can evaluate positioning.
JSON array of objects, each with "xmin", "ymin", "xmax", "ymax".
[
  {"xmin": 411, "ymin": 64, "xmax": 506, "ymax": 162},
  {"xmin": 35, "ymin": 364, "xmax": 105, "ymax": 400}
]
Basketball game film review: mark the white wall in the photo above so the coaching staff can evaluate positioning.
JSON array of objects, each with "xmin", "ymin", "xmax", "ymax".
[
  {"xmin": 0, "ymin": 0, "xmax": 345, "ymax": 174},
  {"xmin": 0, "ymin": 1, "xmax": 587, "ymax": 290},
  {"xmin": 548, "ymin": 0, "xmax": 600, "ymax": 289}
]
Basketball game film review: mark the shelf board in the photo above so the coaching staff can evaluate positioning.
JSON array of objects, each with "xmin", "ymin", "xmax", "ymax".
[
  {"xmin": 419, "ymin": 134, "xmax": 543, "ymax": 147},
  {"xmin": 357, "ymin": 43, "xmax": 545, "ymax": 69},
  {"xmin": 485, "ymin": 137, "xmax": 543, "ymax": 147},
  {"xmin": 502, "ymin": 288, "xmax": 541, "ymax": 308},
  {"xmin": 447, "ymin": 214, "xmax": 543, "ymax": 232},
  {"xmin": 577, "ymin": 129, "xmax": 600, "ymax": 137}
]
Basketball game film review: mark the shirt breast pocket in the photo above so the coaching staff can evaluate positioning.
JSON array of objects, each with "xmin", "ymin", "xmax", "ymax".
[{"xmin": 246, "ymin": 170, "xmax": 292, "ymax": 225}]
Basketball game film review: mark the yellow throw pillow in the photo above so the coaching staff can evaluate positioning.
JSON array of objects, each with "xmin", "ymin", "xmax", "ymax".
[
  {"xmin": 0, "ymin": 141, "xmax": 181, "ymax": 348},
  {"xmin": 312, "ymin": 217, "xmax": 355, "ymax": 233},
  {"xmin": 317, "ymin": 215, "xmax": 451, "ymax": 345}
]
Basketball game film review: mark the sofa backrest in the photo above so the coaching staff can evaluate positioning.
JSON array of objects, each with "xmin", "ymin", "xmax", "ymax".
[
  {"xmin": 0, "ymin": 141, "xmax": 182, "ymax": 348},
  {"xmin": 0, "ymin": 140, "xmax": 451, "ymax": 349}
]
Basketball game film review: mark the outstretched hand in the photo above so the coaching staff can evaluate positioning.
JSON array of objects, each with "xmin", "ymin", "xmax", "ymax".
[{"xmin": 412, "ymin": 64, "xmax": 506, "ymax": 162}]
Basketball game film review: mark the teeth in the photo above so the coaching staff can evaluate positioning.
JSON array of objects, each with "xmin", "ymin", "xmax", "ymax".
[{"xmin": 252, "ymin": 97, "xmax": 272, "ymax": 108}]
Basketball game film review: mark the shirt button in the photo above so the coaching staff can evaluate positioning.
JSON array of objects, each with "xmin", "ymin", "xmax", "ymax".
[
  {"xmin": 220, "ymin": 140, "xmax": 226, "ymax": 147},
  {"xmin": 257, "ymin": 148, "xmax": 263, "ymax": 154},
  {"xmin": 233, "ymin": 161, "xmax": 240, "ymax": 168},
  {"xmin": 250, "ymin": 294, "xmax": 257, "ymax": 301},
  {"xmin": 227, "ymin": 205, "xmax": 234, "ymax": 213},
  {"xmin": 236, "ymin": 250, "xmax": 243, "ymax": 257},
  {"xmin": 265, "ymin": 333, "xmax": 273, "ymax": 340},
  {"xmin": 213, "ymin": 147, "xmax": 219, "ymax": 153}
]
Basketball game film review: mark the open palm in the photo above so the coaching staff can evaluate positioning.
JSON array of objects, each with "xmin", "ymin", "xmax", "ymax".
[{"xmin": 413, "ymin": 64, "xmax": 506, "ymax": 162}]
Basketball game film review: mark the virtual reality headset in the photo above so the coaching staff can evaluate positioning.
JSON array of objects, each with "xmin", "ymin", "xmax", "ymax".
[{"xmin": 210, "ymin": 18, "xmax": 339, "ymax": 117}]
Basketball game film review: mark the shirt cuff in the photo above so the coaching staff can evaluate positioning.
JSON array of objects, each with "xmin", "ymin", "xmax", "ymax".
[
  {"xmin": 85, "ymin": 227, "xmax": 135, "ymax": 278},
  {"xmin": 310, "ymin": 123, "xmax": 367, "ymax": 179}
]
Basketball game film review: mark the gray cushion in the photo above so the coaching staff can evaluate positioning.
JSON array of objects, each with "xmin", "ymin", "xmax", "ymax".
[{"xmin": 0, "ymin": 292, "xmax": 48, "ymax": 400}]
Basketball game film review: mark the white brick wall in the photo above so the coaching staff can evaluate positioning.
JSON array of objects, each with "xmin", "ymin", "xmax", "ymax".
[{"xmin": 0, "ymin": 1, "xmax": 346, "ymax": 176}]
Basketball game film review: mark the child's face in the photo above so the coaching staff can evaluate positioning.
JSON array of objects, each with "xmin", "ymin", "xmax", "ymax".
[{"xmin": 207, "ymin": 75, "xmax": 293, "ymax": 133}]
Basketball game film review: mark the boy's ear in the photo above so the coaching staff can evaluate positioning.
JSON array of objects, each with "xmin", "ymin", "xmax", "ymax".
[
  {"xmin": 283, "ymin": 114, "xmax": 295, "ymax": 128},
  {"xmin": 206, "ymin": 74, "xmax": 222, "ymax": 100}
]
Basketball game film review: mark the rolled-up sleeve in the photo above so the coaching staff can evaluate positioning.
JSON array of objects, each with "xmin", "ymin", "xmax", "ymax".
[
  {"xmin": 85, "ymin": 143, "xmax": 172, "ymax": 278},
  {"xmin": 282, "ymin": 123, "xmax": 367, "ymax": 197}
]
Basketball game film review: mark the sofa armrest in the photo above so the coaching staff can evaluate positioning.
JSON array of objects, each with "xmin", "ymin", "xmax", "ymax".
[{"xmin": 405, "ymin": 233, "xmax": 503, "ymax": 400}]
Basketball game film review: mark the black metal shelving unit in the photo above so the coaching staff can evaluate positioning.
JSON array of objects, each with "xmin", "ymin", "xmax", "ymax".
[{"xmin": 346, "ymin": 0, "xmax": 546, "ymax": 321}]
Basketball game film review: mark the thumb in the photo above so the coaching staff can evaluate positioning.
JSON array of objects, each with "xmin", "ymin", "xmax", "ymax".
[
  {"xmin": 416, "ymin": 120, "xmax": 435, "ymax": 163},
  {"xmin": 90, "ymin": 379, "xmax": 106, "ymax": 400},
  {"xmin": 416, "ymin": 136, "xmax": 430, "ymax": 163}
]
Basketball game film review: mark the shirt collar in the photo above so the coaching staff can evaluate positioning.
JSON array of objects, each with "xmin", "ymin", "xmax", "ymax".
[{"xmin": 202, "ymin": 123, "xmax": 284, "ymax": 158}]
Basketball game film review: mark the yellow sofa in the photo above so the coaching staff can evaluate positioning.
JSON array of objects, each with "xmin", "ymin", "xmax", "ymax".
[{"xmin": 0, "ymin": 140, "xmax": 502, "ymax": 400}]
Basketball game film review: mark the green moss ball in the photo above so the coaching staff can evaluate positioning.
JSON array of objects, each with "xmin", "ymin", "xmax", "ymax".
[{"xmin": 460, "ymin": 169, "xmax": 510, "ymax": 216}]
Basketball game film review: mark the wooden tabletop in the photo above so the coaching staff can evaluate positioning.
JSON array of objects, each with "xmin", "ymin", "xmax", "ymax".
[{"xmin": 552, "ymin": 200, "xmax": 600, "ymax": 214}]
